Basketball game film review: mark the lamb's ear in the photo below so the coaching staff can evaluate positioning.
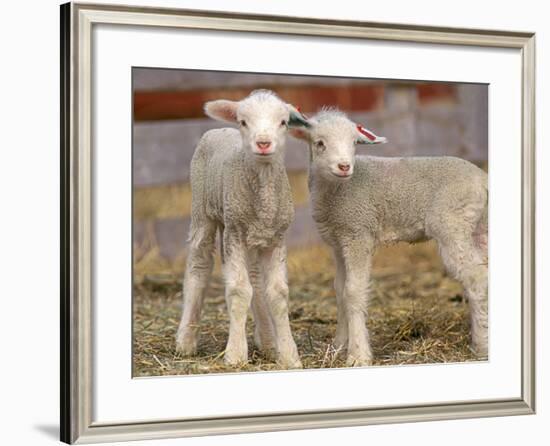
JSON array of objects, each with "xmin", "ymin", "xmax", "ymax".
[
  {"xmin": 287, "ymin": 104, "xmax": 311, "ymax": 128},
  {"xmin": 355, "ymin": 124, "xmax": 387, "ymax": 144},
  {"xmin": 204, "ymin": 100, "xmax": 239, "ymax": 123},
  {"xmin": 289, "ymin": 128, "xmax": 311, "ymax": 141}
]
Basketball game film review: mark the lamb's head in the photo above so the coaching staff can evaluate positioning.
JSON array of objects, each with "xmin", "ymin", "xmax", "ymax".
[
  {"xmin": 291, "ymin": 109, "xmax": 387, "ymax": 181},
  {"xmin": 204, "ymin": 89, "xmax": 310, "ymax": 163}
]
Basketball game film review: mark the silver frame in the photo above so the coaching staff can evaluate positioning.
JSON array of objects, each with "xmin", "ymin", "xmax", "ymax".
[{"xmin": 60, "ymin": 2, "xmax": 536, "ymax": 444}]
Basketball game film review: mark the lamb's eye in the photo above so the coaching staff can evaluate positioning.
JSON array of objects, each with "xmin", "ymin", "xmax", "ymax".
[
  {"xmin": 315, "ymin": 140, "xmax": 326, "ymax": 151},
  {"xmin": 280, "ymin": 120, "xmax": 287, "ymax": 127},
  {"xmin": 240, "ymin": 120, "xmax": 247, "ymax": 128}
]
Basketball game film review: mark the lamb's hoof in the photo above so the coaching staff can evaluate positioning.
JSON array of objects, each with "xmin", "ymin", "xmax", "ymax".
[
  {"xmin": 175, "ymin": 334, "xmax": 198, "ymax": 357},
  {"xmin": 277, "ymin": 356, "xmax": 303, "ymax": 370},
  {"xmin": 224, "ymin": 348, "xmax": 248, "ymax": 367},
  {"xmin": 254, "ymin": 333, "xmax": 277, "ymax": 361},
  {"xmin": 276, "ymin": 341, "xmax": 302, "ymax": 369},
  {"xmin": 470, "ymin": 342, "xmax": 488, "ymax": 360},
  {"xmin": 346, "ymin": 355, "xmax": 373, "ymax": 367}
]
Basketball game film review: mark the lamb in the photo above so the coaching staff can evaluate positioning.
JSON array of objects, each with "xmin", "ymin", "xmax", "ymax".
[
  {"xmin": 291, "ymin": 109, "xmax": 488, "ymax": 367},
  {"xmin": 175, "ymin": 89, "xmax": 310, "ymax": 368}
]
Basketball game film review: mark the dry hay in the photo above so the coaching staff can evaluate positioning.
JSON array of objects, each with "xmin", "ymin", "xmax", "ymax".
[{"xmin": 133, "ymin": 241, "xmax": 479, "ymax": 377}]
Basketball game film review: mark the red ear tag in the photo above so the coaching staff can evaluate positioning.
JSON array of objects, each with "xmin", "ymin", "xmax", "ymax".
[
  {"xmin": 357, "ymin": 124, "xmax": 376, "ymax": 141},
  {"xmin": 296, "ymin": 105, "xmax": 308, "ymax": 119}
]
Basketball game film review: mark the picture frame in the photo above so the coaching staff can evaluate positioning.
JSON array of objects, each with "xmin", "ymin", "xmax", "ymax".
[{"xmin": 60, "ymin": 2, "xmax": 536, "ymax": 444}]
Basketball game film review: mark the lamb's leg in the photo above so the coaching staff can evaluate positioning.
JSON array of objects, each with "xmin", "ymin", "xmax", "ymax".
[
  {"xmin": 472, "ymin": 214, "xmax": 489, "ymax": 350},
  {"xmin": 260, "ymin": 245, "xmax": 302, "ymax": 369},
  {"xmin": 249, "ymin": 258, "xmax": 276, "ymax": 359},
  {"xmin": 332, "ymin": 249, "xmax": 348, "ymax": 352},
  {"xmin": 176, "ymin": 222, "xmax": 216, "ymax": 355},
  {"xmin": 223, "ymin": 240, "xmax": 253, "ymax": 366},
  {"xmin": 342, "ymin": 241, "xmax": 373, "ymax": 367},
  {"xmin": 438, "ymin": 236, "xmax": 488, "ymax": 358}
]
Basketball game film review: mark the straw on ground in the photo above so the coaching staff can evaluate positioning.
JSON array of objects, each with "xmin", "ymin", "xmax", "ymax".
[{"xmin": 133, "ymin": 241, "xmax": 478, "ymax": 377}]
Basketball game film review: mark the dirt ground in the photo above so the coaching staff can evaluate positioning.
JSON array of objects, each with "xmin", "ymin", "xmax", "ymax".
[{"xmin": 133, "ymin": 240, "xmax": 479, "ymax": 377}]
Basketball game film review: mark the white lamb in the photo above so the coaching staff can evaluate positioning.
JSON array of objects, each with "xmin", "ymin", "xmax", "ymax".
[
  {"xmin": 175, "ymin": 89, "xmax": 310, "ymax": 368},
  {"xmin": 291, "ymin": 109, "xmax": 488, "ymax": 366}
]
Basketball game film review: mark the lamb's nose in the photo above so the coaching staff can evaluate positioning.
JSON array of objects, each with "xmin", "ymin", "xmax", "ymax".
[
  {"xmin": 338, "ymin": 163, "xmax": 351, "ymax": 172},
  {"xmin": 256, "ymin": 141, "xmax": 272, "ymax": 151}
]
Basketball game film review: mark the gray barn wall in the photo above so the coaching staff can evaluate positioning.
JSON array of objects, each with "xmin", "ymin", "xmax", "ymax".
[
  {"xmin": 134, "ymin": 84, "xmax": 488, "ymax": 187},
  {"xmin": 133, "ymin": 71, "xmax": 487, "ymax": 261}
]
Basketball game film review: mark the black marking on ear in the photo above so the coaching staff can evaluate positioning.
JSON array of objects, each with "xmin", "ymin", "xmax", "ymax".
[{"xmin": 288, "ymin": 113, "xmax": 311, "ymax": 128}]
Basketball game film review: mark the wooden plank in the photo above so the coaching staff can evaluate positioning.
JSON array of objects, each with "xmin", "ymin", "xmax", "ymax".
[
  {"xmin": 134, "ymin": 84, "xmax": 385, "ymax": 121},
  {"xmin": 133, "ymin": 102, "xmax": 488, "ymax": 187},
  {"xmin": 417, "ymin": 83, "xmax": 456, "ymax": 104}
]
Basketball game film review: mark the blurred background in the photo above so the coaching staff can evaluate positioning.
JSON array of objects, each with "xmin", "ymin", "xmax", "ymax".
[
  {"xmin": 132, "ymin": 68, "xmax": 488, "ymax": 375},
  {"xmin": 132, "ymin": 68, "xmax": 488, "ymax": 278}
]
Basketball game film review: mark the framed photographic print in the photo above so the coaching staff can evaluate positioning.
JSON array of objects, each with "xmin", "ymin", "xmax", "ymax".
[{"xmin": 60, "ymin": 2, "xmax": 536, "ymax": 444}]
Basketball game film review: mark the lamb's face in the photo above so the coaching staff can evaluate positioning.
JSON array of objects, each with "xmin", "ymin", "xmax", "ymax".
[
  {"xmin": 292, "ymin": 111, "xmax": 387, "ymax": 182},
  {"xmin": 308, "ymin": 117, "xmax": 358, "ymax": 181},
  {"xmin": 204, "ymin": 90, "xmax": 310, "ymax": 163},
  {"xmin": 236, "ymin": 94, "xmax": 291, "ymax": 161}
]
